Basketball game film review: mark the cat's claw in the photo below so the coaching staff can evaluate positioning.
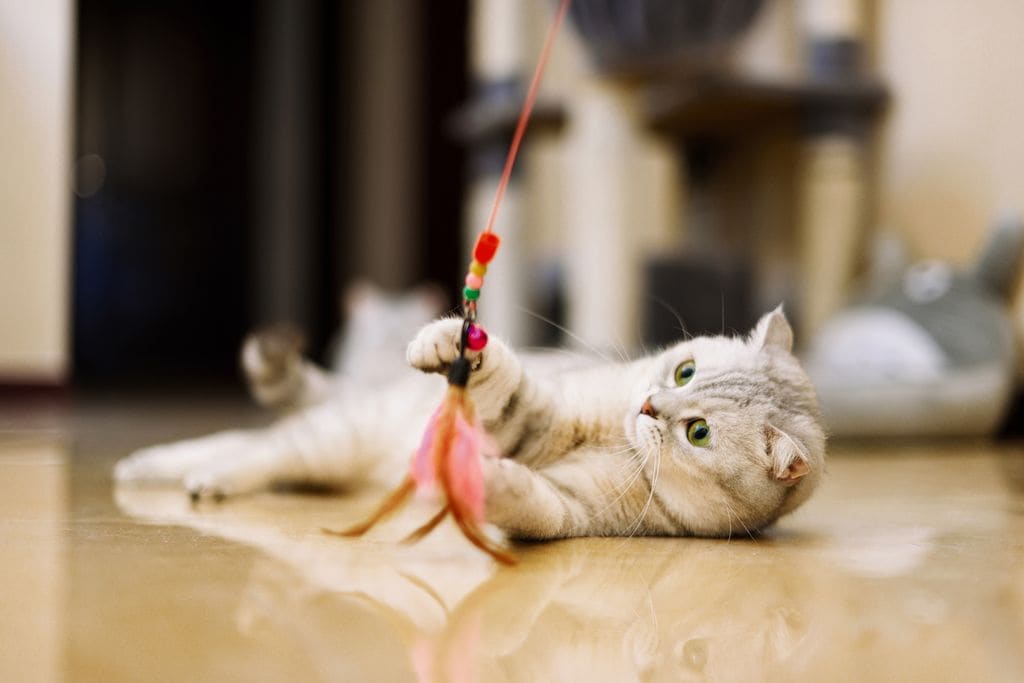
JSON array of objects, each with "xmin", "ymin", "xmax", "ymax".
[
  {"xmin": 407, "ymin": 318, "xmax": 480, "ymax": 374},
  {"xmin": 184, "ymin": 469, "xmax": 243, "ymax": 502},
  {"xmin": 188, "ymin": 487, "xmax": 226, "ymax": 504}
]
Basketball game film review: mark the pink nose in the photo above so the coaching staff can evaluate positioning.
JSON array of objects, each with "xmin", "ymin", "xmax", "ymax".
[{"xmin": 640, "ymin": 398, "xmax": 657, "ymax": 418}]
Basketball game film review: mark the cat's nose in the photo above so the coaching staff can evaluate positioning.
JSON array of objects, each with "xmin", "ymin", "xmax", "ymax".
[{"xmin": 640, "ymin": 397, "xmax": 657, "ymax": 418}]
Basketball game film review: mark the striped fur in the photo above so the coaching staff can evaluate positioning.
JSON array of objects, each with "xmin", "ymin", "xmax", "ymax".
[{"xmin": 115, "ymin": 309, "xmax": 826, "ymax": 542}]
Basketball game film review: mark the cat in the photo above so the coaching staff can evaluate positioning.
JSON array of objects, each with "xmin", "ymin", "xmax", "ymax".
[{"xmin": 114, "ymin": 307, "xmax": 825, "ymax": 540}]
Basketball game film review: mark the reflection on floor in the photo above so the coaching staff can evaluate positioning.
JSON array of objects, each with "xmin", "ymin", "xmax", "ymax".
[{"xmin": 2, "ymin": 394, "xmax": 1024, "ymax": 682}]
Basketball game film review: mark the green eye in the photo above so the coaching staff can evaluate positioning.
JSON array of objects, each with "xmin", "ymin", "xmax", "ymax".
[
  {"xmin": 687, "ymin": 419, "xmax": 711, "ymax": 447},
  {"xmin": 674, "ymin": 360, "xmax": 696, "ymax": 386}
]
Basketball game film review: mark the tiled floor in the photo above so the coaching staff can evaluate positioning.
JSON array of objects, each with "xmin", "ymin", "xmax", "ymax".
[{"xmin": 3, "ymin": 394, "xmax": 1024, "ymax": 682}]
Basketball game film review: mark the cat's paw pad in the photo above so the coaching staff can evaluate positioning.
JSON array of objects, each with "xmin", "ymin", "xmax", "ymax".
[{"xmin": 407, "ymin": 318, "xmax": 474, "ymax": 373}]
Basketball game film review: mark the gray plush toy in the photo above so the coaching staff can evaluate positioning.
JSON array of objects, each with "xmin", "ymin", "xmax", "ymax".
[{"xmin": 805, "ymin": 217, "xmax": 1024, "ymax": 437}]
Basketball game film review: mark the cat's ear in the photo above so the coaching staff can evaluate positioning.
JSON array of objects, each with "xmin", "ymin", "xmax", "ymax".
[
  {"xmin": 411, "ymin": 283, "xmax": 446, "ymax": 317},
  {"xmin": 342, "ymin": 280, "xmax": 384, "ymax": 315},
  {"xmin": 751, "ymin": 306, "xmax": 793, "ymax": 353},
  {"xmin": 765, "ymin": 424, "xmax": 810, "ymax": 486}
]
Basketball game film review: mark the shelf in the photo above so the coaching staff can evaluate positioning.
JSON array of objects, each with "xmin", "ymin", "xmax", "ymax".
[
  {"xmin": 644, "ymin": 71, "xmax": 888, "ymax": 138},
  {"xmin": 448, "ymin": 95, "xmax": 565, "ymax": 144}
]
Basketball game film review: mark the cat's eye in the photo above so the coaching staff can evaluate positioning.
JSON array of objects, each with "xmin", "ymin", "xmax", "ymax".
[
  {"xmin": 674, "ymin": 360, "xmax": 696, "ymax": 386},
  {"xmin": 687, "ymin": 419, "xmax": 711, "ymax": 447}
]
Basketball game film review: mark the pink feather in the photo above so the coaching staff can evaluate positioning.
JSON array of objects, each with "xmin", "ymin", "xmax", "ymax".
[
  {"xmin": 448, "ymin": 412, "xmax": 486, "ymax": 523},
  {"xmin": 411, "ymin": 406, "xmax": 442, "ymax": 491},
  {"xmin": 407, "ymin": 405, "xmax": 487, "ymax": 524},
  {"xmin": 409, "ymin": 404, "xmax": 487, "ymax": 524}
]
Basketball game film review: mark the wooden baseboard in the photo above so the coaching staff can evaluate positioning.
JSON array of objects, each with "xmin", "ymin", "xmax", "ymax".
[{"xmin": 0, "ymin": 379, "xmax": 69, "ymax": 401}]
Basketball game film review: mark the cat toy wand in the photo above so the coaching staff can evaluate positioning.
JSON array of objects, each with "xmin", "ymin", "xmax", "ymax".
[{"xmin": 327, "ymin": 0, "xmax": 571, "ymax": 564}]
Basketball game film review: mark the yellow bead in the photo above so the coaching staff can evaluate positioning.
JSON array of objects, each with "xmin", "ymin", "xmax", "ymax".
[{"xmin": 469, "ymin": 261, "xmax": 487, "ymax": 277}]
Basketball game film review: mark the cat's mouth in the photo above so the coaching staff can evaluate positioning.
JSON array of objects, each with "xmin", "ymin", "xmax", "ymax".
[
  {"xmin": 625, "ymin": 394, "xmax": 659, "ymax": 447},
  {"xmin": 631, "ymin": 416, "xmax": 663, "ymax": 454}
]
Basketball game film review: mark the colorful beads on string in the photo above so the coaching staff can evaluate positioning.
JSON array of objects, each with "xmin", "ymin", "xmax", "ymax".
[
  {"xmin": 473, "ymin": 233, "xmax": 500, "ymax": 265},
  {"xmin": 462, "ymin": 233, "xmax": 499, "ymax": 307},
  {"xmin": 466, "ymin": 323, "xmax": 488, "ymax": 351}
]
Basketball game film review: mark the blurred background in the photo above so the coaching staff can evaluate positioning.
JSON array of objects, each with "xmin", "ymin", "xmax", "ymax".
[{"xmin": 4, "ymin": 0, "xmax": 1024, "ymax": 436}]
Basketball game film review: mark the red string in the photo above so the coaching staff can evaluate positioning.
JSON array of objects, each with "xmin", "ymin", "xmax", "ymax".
[{"xmin": 481, "ymin": 0, "xmax": 571, "ymax": 237}]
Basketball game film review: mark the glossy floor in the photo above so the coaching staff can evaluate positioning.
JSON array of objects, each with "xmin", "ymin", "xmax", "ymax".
[{"xmin": 3, "ymin": 394, "xmax": 1024, "ymax": 682}]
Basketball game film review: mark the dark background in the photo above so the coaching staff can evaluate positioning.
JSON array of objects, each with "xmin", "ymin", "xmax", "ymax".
[{"xmin": 73, "ymin": 0, "xmax": 468, "ymax": 386}]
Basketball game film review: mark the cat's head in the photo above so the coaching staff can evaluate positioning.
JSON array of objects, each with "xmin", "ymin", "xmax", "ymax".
[
  {"xmin": 334, "ymin": 281, "xmax": 445, "ymax": 381},
  {"xmin": 625, "ymin": 307, "xmax": 825, "ymax": 536}
]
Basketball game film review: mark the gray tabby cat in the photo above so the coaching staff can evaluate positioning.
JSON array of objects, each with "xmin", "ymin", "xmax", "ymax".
[{"xmin": 115, "ymin": 308, "xmax": 825, "ymax": 540}]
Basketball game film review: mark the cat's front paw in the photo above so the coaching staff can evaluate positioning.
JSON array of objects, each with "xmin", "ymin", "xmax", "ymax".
[{"xmin": 407, "ymin": 318, "xmax": 481, "ymax": 374}]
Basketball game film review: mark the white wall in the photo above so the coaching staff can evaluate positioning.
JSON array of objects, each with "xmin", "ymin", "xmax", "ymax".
[
  {"xmin": 876, "ymin": 0, "xmax": 1024, "ymax": 264},
  {"xmin": 0, "ymin": 0, "xmax": 74, "ymax": 382}
]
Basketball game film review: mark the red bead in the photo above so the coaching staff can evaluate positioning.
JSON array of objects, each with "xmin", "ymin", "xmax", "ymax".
[
  {"xmin": 473, "ymin": 233, "xmax": 500, "ymax": 264},
  {"xmin": 466, "ymin": 323, "xmax": 488, "ymax": 351}
]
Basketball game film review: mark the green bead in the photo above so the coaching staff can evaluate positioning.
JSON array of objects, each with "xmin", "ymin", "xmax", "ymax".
[{"xmin": 463, "ymin": 286, "xmax": 480, "ymax": 301}]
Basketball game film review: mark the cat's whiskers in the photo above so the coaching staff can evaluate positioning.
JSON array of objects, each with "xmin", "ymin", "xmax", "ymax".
[
  {"xmin": 626, "ymin": 442, "xmax": 661, "ymax": 538},
  {"xmin": 723, "ymin": 499, "xmax": 757, "ymax": 541},
  {"xmin": 648, "ymin": 294, "xmax": 692, "ymax": 340},
  {"xmin": 720, "ymin": 290, "xmax": 726, "ymax": 335},
  {"xmin": 516, "ymin": 308, "xmax": 613, "ymax": 363},
  {"xmin": 539, "ymin": 346, "xmax": 603, "ymax": 364},
  {"xmin": 604, "ymin": 446, "xmax": 640, "ymax": 459},
  {"xmin": 605, "ymin": 442, "xmax": 646, "ymax": 466},
  {"xmin": 606, "ymin": 434, "xmax": 653, "ymax": 477},
  {"xmin": 738, "ymin": 512, "xmax": 756, "ymax": 541},
  {"xmin": 606, "ymin": 449, "xmax": 649, "ymax": 500},
  {"xmin": 610, "ymin": 452, "xmax": 647, "ymax": 476},
  {"xmin": 723, "ymin": 500, "xmax": 735, "ymax": 542},
  {"xmin": 603, "ymin": 436, "xmax": 641, "ymax": 457},
  {"xmin": 604, "ymin": 454, "xmax": 648, "ymax": 494},
  {"xmin": 572, "ymin": 442, "xmax": 650, "ymax": 534},
  {"xmin": 603, "ymin": 437, "xmax": 639, "ymax": 453},
  {"xmin": 608, "ymin": 331, "xmax": 631, "ymax": 364}
]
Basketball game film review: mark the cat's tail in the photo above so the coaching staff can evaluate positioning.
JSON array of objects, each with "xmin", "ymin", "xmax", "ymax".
[
  {"xmin": 972, "ymin": 214, "xmax": 1024, "ymax": 299},
  {"xmin": 240, "ymin": 326, "xmax": 334, "ymax": 412}
]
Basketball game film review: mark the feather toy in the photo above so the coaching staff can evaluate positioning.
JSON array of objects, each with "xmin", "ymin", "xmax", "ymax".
[{"xmin": 327, "ymin": 0, "xmax": 571, "ymax": 564}]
